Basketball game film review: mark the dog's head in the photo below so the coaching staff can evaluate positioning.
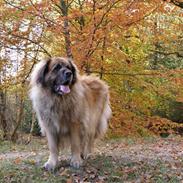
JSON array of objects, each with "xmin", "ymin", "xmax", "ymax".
[{"xmin": 36, "ymin": 57, "xmax": 77, "ymax": 95}]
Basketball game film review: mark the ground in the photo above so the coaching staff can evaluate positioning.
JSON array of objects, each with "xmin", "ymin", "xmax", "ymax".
[{"xmin": 0, "ymin": 136, "xmax": 183, "ymax": 183}]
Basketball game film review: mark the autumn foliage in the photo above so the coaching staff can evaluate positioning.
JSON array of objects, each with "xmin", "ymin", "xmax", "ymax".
[{"xmin": 0, "ymin": 0, "xmax": 183, "ymax": 140}]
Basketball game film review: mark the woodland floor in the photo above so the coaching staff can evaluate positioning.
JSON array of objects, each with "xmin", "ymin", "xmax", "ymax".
[{"xmin": 0, "ymin": 136, "xmax": 183, "ymax": 183}]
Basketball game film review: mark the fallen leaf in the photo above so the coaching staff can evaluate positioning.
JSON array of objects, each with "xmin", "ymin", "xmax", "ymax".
[{"xmin": 14, "ymin": 157, "xmax": 22, "ymax": 164}]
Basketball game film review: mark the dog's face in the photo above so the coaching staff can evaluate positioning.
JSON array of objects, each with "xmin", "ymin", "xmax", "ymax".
[{"xmin": 37, "ymin": 57, "xmax": 77, "ymax": 95}]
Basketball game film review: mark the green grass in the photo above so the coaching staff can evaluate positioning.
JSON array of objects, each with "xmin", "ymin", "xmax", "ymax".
[
  {"xmin": 0, "ymin": 160, "xmax": 69, "ymax": 183},
  {"xmin": 0, "ymin": 154, "xmax": 123, "ymax": 183},
  {"xmin": 0, "ymin": 137, "xmax": 47, "ymax": 153},
  {"xmin": 0, "ymin": 137, "xmax": 182, "ymax": 183}
]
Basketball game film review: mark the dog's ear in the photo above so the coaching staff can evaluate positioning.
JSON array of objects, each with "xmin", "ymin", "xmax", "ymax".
[
  {"xmin": 68, "ymin": 59, "xmax": 77, "ymax": 84},
  {"xmin": 37, "ymin": 58, "xmax": 51, "ymax": 86}
]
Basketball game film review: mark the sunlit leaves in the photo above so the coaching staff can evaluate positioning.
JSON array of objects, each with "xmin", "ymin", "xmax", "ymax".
[{"xmin": 0, "ymin": 0, "xmax": 183, "ymax": 136}]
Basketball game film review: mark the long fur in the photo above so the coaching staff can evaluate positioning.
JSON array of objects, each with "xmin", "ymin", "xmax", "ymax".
[{"xmin": 29, "ymin": 57, "xmax": 111, "ymax": 169}]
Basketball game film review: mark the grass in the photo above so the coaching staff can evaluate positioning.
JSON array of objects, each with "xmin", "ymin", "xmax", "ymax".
[
  {"xmin": 0, "ymin": 160, "xmax": 69, "ymax": 183},
  {"xmin": 0, "ymin": 137, "xmax": 46, "ymax": 154},
  {"xmin": 0, "ymin": 136, "xmax": 183, "ymax": 182},
  {"xmin": 0, "ymin": 155, "xmax": 181, "ymax": 183}
]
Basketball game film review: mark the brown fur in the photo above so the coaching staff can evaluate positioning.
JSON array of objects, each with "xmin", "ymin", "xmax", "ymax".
[{"xmin": 29, "ymin": 57, "xmax": 111, "ymax": 170}]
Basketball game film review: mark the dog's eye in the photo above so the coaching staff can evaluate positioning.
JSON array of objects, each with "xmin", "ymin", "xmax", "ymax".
[
  {"xmin": 66, "ymin": 65, "xmax": 71, "ymax": 70},
  {"xmin": 53, "ymin": 64, "xmax": 62, "ymax": 71}
]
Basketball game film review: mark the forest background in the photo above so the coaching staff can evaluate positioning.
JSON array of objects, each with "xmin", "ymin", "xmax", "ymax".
[{"xmin": 0, "ymin": 0, "xmax": 183, "ymax": 141}]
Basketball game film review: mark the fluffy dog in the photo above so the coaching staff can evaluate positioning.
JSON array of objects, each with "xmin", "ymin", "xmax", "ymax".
[{"xmin": 30, "ymin": 57, "xmax": 111, "ymax": 170}]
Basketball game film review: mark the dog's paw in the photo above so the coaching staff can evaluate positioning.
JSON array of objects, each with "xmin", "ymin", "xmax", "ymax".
[
  {"xmin": 43, "ymin": 160, "xmax": 58, "ymax": 171},
  {"xmin": 81, "ymin": 145, "xmax": 93, "ymax": 160},
  {"xmin": 70, "ymin": 155, "xmax": 83, "ymax": 168},
  {"xmin": 81, "ymin": 152, "xmax": 91, "ymax": 160}
]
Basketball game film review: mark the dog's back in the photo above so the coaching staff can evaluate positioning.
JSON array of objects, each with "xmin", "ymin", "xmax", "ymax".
[{"xmin": 80, "ymin": 76, "xmax": 111, "ymax": 138}]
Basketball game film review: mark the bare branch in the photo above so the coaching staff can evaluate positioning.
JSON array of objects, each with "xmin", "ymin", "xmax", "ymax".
[
  {"xmin": 150, "ymin": 50, "xmax": 183, "ymax": 57},
  {"xmin": 85, "ymin": 0, "xmax": 121, "ymax": 59},
  {"xmin": 165, "ymin": 0, "xmax": 183, "ymax": 9},
  {"xmin": 3, "ymin": 0, "xmax": 25, "ymax": 11},
  {"xmin": 88, "ymin": 70, "xmax": 182, "ymax": 77},
  {"xmin": 96, "ymin": 0, "xmax": 121, "ymax": 29},
  {"xmin": 89, "ymin": 70, "xmax": 160, "ymax": 76},
  {"xmin": 22, "ymin": 47, "xmax": 40, "ymax": 84},
  {"xmin": 10, "ymin": 34, "xmax": 52, "ymax": 57},
  {"xmin": 122, "ymin": 5, "xmax": 160, "ymax": 27}
]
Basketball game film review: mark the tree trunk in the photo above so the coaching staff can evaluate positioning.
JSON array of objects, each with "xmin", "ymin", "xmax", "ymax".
[
  {"xmin": 60, "ymin": 0, "xmax": 73, "ymax": 59},
  {"xmin": 30, "ymin": 111, "xmax": 36, "ymax": 135},
  {"xmin": 100, "ymin": 35, "xmax": 107, "ymax": 79},
  {"xmin": 11, "ymin": 95, "xmax": 24, "ymax": 142},
  {"xmin": 0, "ymin": 90, "xmax": 8, "ymax": 139},
  {"xmin": 26, "ymin": 110, "xmax": 36, "ymax": 144}
]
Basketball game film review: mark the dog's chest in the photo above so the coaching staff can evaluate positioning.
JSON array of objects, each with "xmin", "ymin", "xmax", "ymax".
[
  {"xmin": 58, "ymin": 98, "xmax": 79, "ymax": 123},
  {"xmin": 37, "ymin": 94, "xmax": 81, "ymax": 132}
]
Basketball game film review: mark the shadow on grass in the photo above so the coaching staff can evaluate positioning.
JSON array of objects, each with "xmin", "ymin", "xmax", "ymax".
[
  {"xmin": 0, "ymin": 153, "xmax": 181, "ymax": 182},
  {"xmin": 0, "ymin": 155, "xmax": 122, "ymax": 183}
]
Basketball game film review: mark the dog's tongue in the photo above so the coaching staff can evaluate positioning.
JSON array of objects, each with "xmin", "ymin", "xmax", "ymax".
[{"xmin": 60, "ymin": 85, "xmax": 70, "ymax": 94}]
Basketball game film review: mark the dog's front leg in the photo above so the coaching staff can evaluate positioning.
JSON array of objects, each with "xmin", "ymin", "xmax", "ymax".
[
  {"xmin": 70, "ymin": 123, "xmax": 82, "ymax": 168},
  {"xmin": 82, "ymin": 134, "xmax": 94, "ymax": 159},
  {"xmin": 44, "ymin": 131, "xmax": 59, "ymax": 171}
]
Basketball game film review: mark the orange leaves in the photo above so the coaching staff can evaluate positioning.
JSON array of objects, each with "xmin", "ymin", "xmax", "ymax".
[
  {"xmin": 147, "ymin": 116, "xmax": 183, "ymax": 136},
  {"xmin": 14, "ymin": 157, "xmax": 22, "ymax": 165},
  {"xmin": 1, "ymin": 0, "xmax": 183, "ymax": 138}
]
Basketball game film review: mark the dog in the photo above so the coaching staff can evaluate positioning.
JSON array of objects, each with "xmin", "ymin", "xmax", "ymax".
[{"xmin": 29, "ymin": 57, "xmax": 111, "ymax": 170}]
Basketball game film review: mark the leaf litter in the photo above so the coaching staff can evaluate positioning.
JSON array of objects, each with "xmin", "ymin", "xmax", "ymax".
[{"xmin": 0, "ymin": 136, "xmax": 183, "ymax": 182}]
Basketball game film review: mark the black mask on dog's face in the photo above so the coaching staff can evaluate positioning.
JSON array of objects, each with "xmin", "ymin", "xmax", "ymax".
[
  {"xmin": 52, "ymin": 64, "xmax": 73, "ymax": 95},
  {"xmin": 37, "ymin": 58, "xmax": 77, "ymax": 95}
]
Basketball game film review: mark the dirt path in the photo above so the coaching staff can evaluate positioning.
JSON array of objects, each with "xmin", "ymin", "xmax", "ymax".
[
  {"xmin": 0, "ymin": 136, "xmax": 183, "ymax": 182},
  {"xmin": 98, "ymin": 137, "xmax": 183, "ymax": 162},
  {"xmin": 1, "ymin": 136, "xmax": 183, "ymax": 161}
]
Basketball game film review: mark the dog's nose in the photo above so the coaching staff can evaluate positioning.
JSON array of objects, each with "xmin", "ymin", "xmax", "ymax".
[{"xmin": 64, "ymin": 70, "xmax": 72, "ymax": 78}]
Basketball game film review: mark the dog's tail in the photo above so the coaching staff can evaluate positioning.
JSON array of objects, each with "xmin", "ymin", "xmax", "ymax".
[{"xmin": 95, "ymin": 96, "xmax": 112, "ymax": 138}]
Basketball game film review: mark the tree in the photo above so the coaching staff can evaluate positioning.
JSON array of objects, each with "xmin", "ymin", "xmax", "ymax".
[{"xmin": 0, "ymin": 0, "xmax": 183, "ymax": 138}]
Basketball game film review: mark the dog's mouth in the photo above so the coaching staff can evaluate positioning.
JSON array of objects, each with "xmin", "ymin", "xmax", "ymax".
[{"xmin": 55, "ymin": 85, "xmax": 71, "ymax": 95}]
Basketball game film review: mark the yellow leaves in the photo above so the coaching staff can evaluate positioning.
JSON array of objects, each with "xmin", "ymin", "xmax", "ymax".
[
  {"xmin": 0, "ymin": 0, "xmax": 182, "ymax": 139},
  {"xmin": 25, "ymin": 159, "xmax": 36, "ymax": 165}
]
